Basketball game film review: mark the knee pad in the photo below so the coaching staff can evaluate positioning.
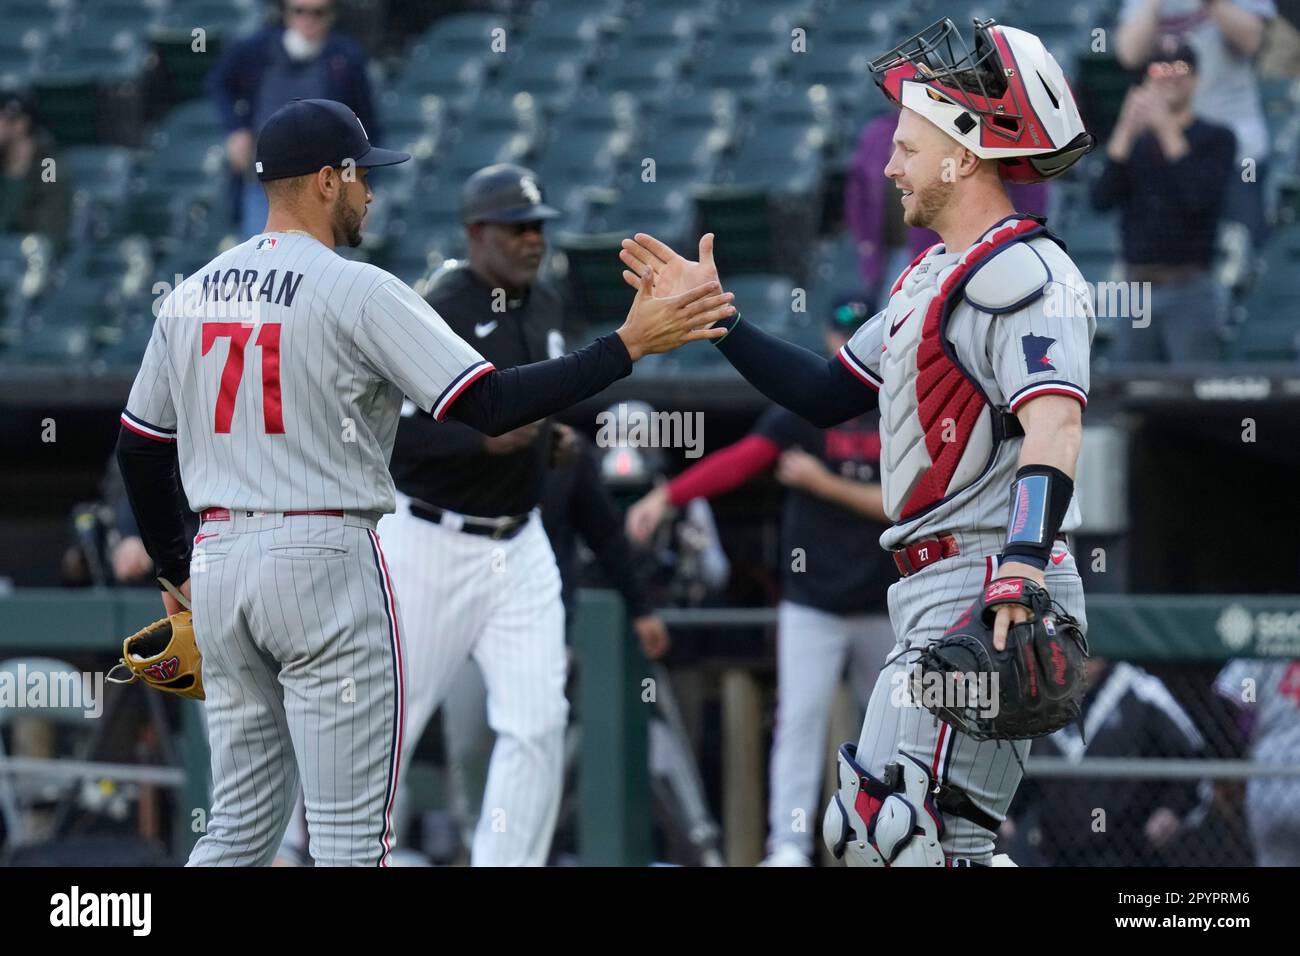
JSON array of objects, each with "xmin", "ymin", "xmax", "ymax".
[{"xmin": 821, "ymin": 743, "xmax": 946, "ymax": 867}]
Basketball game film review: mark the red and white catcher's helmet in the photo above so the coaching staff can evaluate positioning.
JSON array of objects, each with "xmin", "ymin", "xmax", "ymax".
[{"xmin": 869, "ymin": 18, "xmax": 1095, "ymax": 184}]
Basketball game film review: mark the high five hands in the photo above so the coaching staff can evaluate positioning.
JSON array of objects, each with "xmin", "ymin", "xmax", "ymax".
[
  {"xmin": 615, "ymin": 231, "xmax": 734, "ymax": 361},
  {"xmin": 620, "ymin": 233, "xmax": 724, "ymax": 300}
]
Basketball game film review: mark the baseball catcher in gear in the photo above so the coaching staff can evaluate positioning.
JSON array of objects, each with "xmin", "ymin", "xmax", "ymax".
[
  {"xmin": 914, "ymin": 577, "xmax": 1087, "ymax": 741},
  {"xmin": 107, "ymin": 578, "xmax": 204, "ymax": 700}
]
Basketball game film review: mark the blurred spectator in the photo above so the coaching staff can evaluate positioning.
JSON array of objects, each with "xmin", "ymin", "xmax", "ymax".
[
  {"xmin": 207, "ymin": 0, "xmax": 379, "ymax": 238},
  {"xmin": 1116, "ymin": 0, "xmax": 1275, "ymax": 246},
  {"xmin": 1003, "ymin": 659, "xmax": 1208, "ymax": 866},
  {"xmin": 846, "ymin": 112, "xmax": 1049, "ymax": 309},
  {"xmin": 61, "ymin": 457, "xmax": 197, "ymax": 588},
  {"xmin": 0, "ymin": 93, "xmax": 70, "ymax": 245},
  {"xmin": 1091, "ymin": 37, "xmax": 1236, "ymax": 362},
  {"xmin": 1214, "ymin": 659, "xmax": 1300, "ymax": 866},
  {"xmin": 1259, "ymin": 3, "xmax": 1300, "ymax": 75}
]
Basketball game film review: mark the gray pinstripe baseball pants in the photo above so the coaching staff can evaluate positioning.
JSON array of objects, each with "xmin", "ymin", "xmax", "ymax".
[
  {"xmin": 854, "ymin": 530, "xmax": 1088, "ymax": 862},
  {"xmin": 186, "ymin": 511, "xmax": 404, "ymax": 867}
]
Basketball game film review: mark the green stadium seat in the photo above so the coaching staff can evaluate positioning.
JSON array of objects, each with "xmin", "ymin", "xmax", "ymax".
[
  {"xmin": 395, "ymin": 44, "xmax": 490, "ymax": 111},
  {"xmin": 30, "ymin": 72, "xmax": 101, "ymax": 146},
  {"xmin": 0, "ymin": 25, "xmax": 48, "ymax": 77},
  {"xmin": 0, "ymin": 0, "xmax": 73, "ymax": 36},
  {"xmin": 554, "ymin": 231, "xmax": 638, "ymax": 327},
  {"xmin": 620, "ymin": 7, "xmax": 715, "ymax": 49},
  {"xmin": 1227, "ymin": 317, "xmax": 1300, "ymax": 362},
  {"xmin": 154, "ymin": 99, "xmax": 225, "ymax": 145},
  {"xmin": 165, "ymin": 0, "xmax": 261, "ymax": 35},
  {"xmin": 42, "ymin": 31, "xmax": 146, "ymax": 83},
  {"xmin": 726, "ymin": 274, "xmax": 799, "ymax": 330},
  {"xmin": 15, "ymin": 320, "xmax": 92, "ymax": 365},
  {"xmin": 520, "ymin": 7, "xmax": 610, "ymax": 53},
  {"xmin": 96, "ymin": 322, "xmax": 153, "ymax": 368},
  {"xmin": 420, "ymin": 12, "xmax": 512, "ymax": 53},
  {"xmin": 496, "ymin": 52, "xmax": 589, "ymax": 112},
  {"xmin": 595, "ymin": 44, "xmax": 687, "ymax": 93},
  {"xmin": 692, "ymin": 183, "xmax": 773, "ymax": 276}
]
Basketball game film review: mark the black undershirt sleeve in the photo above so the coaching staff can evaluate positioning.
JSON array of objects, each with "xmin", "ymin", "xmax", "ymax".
[
  {"xmin": 713, "ymin": 317, "xmax": 877, "ymax": 427},
  {"xmin": 446, "ymin": 333, "xmax": 633, "ymax": 435},
  {"xmin": 115, "ymin": 426, "xmax": 192, "ymax": 588}
]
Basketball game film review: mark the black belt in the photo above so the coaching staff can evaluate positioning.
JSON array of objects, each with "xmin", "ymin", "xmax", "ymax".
[{"xmin": 408, "ymin": 501, "xmax": 530, "ymax": 540}]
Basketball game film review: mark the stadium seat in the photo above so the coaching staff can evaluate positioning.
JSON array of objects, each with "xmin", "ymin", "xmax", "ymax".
[
  {"xmin": 553, "ymin": 231, "xmax": 638, "ymax": 327},
  {"xmin": 495, "ymin": 52, "xmax": 590, "ymax": 112},
  {"xmin": 619, "ymin": 6, "xmax": 716, "ymax": 49},
  {"xmin": 30, "ymin": 72, "xmax": 101, "ymax": 146},
  {"xmin": 163, "ymin": 0, "xmax": 261, "ymax": 35},
  {"xmin": 0, "ymin": 24, "xmax": 48, "ymax": 79},
  {"xmin": 0, "ymin": 0, "xmax": 74, "ymax": 37},
  {"xmin": 153, "ymin": 99, "xmax": 225, "ymax": 146},
  {"xmin": 593, "ymin": 43, "xmax": 687, "ymax": 93},
  {"xmin": 73, "ymin": 0, "xmax": 161, "ymax": 34},
  {"xmin": 62, "ymin": 145, "xmax": 135, "ymax": 241},
  {"xmin": 726, "ymin": 273, "xmax": 800, "ymax": 329},
  {"xmin": 41, "ymin": 29, "xmax": 146, "ymax": 82},
  {"xmin": 692, "ymin": 183, "xmax": 774, "ymax": 276},
  {"xmin": 14, "ymin": 323, "xmax": 92, "ymax": 365},
  {"xmin": 519, "ymin": 6, "xmax": 611, "ymax": 54},
  {"xmin": 1227, "ymin": 317, "xmax": 1300, "ymax": 362},
  {"xmin": 419, "ymin": 11, "xmax": 513, "ymax": 53}
]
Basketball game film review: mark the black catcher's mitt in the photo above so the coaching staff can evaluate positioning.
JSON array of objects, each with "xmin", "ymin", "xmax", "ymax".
[{"xmin": 914, "ymin": 577, "xmax": 1088, "ymax": 741}]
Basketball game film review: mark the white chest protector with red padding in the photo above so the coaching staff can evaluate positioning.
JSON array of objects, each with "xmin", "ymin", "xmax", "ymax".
[{"xmin": 877, "ymin": 216, "xmax": 1055, "ymax": 523}]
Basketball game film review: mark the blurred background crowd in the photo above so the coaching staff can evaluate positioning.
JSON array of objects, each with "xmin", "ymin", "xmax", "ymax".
[{"xmin": 2, "ymin": 0, "xmax": 1299, "ymax": 867}]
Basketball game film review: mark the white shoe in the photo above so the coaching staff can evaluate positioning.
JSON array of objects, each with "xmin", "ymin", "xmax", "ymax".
[{"xmin": 758, "ymin": 845, "xmax": 811, "ymax": 867}]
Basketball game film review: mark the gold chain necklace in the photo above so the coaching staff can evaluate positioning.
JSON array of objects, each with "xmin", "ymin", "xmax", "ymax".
[{"xmin": 280, "ymin": 229, "xmax": 316, "ymax": 240}]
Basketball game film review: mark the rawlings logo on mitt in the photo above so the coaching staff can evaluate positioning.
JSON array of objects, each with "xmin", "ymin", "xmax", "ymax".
[
  {"xmin": 915, "ymin": 577, "xmax": 1087, "ymax": 741},
  {"xmin": 107, "ymin": 580, "xmax": 204, "ymax": 700}
]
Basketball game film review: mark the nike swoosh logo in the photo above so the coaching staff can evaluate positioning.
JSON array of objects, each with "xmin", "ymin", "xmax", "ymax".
[
  {"xmin": 889, "ymin": 307, "xmax": 915, "ymax": 336},
  {"xmin": 1051, "ymin": 551, "xmax": 1068, "ymax": 565},
  {"xmin": 475, "ymin": 321, "xmax": 498, "ymax": 338}
]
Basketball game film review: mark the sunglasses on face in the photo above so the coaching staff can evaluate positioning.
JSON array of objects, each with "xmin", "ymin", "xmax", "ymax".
[
  {"xmin": 288, "ymin": 4, "xmax": 332, "ymax": 18},
  {"xmin": 1147, "ymin": 60, "xmax": 1192, "ymax": 79}
]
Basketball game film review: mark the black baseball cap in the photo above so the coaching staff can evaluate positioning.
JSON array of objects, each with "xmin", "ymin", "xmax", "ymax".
[
  {"xmin": 828, "ymin": 294, "xmax": 872, "ymax": 331},
  {"xmin": 460, "ymin": 163, "xmax": 562, "ymax": 224},
  {"xmin": 255, "ymin": 98, "xmax": 410, "ymax": 182},
  {"xmin": 1145, "ymin": 35, "xmax": 1198, "ymax": 73}
]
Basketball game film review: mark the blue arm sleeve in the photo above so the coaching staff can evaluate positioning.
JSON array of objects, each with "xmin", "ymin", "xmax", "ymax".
[{"xmin": 713, "ymin": 317, "xmax": 877, "ymax": 427}]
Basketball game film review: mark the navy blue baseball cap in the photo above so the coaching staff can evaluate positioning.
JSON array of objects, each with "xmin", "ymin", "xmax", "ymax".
[
  {"xmin": 460, "ymin": 163, "xmax": 562, "ymax": 224},
  {"xmin": 255, "ymin": 98, "xmax": 410, "ymax": 182}
]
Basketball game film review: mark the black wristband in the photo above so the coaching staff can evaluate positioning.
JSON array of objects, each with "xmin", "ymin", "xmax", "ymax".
[{"xmin": 1000, "ymin": 464, "xmax": 1073, "ymax": 566}]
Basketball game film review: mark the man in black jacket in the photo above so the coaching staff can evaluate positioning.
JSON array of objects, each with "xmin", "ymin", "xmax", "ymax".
[{"xmin": 381, "ymin": 164, "xmax": 595, "ymax": 866}]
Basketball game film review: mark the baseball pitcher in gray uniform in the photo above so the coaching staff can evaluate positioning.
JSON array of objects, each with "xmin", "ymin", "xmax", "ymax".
[
  {"xmin": 619, "ymin": 19, "xmax": 1097, "ymax": 865},
  {"xmin": 114, "ymin": 98, "xmax": 735, "ymax": 866}
]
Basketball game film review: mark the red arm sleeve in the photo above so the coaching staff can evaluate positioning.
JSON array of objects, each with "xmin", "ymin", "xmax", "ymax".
[{"xmin": 665, "ymin": 434, "xmax": 781, "ymax": 507}]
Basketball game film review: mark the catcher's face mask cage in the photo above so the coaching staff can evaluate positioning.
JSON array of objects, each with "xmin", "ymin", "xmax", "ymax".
[{"xmin": 869, "ymin": 18, "xmax": 1095, "ymax": 183}]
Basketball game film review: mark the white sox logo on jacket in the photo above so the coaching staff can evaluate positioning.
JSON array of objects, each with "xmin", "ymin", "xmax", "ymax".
[{"xmin": 841, "ymin": 216, "xmax": 1072, "ymax": 524}]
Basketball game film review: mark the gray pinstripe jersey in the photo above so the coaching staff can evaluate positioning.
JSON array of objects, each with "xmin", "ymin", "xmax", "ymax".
[
  {"xmin": 122, "ymin": 233, "xmax": 490, "ymax": 513},
  {"xmin": 838, "ymin": 219, "xmax": 1095, "ymax": 550}
]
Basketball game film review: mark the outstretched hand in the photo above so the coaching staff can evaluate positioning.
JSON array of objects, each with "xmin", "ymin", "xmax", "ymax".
[
  {"xmin": 620, "ymin": 233, "xmax": 722, "ymax": 299},
  {"xmin": 615, "ymin": 264, "xmax": 734, "ymax": 360}
]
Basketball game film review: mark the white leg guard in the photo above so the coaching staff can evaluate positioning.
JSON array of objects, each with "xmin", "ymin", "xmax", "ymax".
[{"xmin": 821, "ymin": 743, "xmax": 946, "ymax": 867}]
